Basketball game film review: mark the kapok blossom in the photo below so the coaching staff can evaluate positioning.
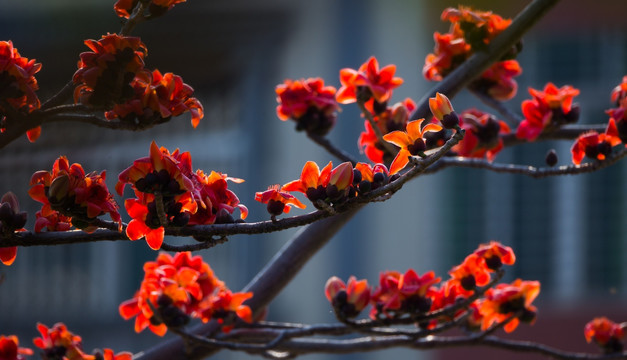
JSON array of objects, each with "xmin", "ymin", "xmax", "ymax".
[
  {"xmin": 383, "ymin": 119, "xmax": 443, "ymax": 175},
  {"xmin": 114, "ymin": 0, "xmax": 188, "ymax": 18},
  {"xmin": 473, "ymin": 240, "xmax": 516, "ymax": 270},
  {"xmin": 453, "ymin": 109, "xmax": 510, "ymax": 162},
  {"xmin": 73, "ymin": 34, "xmax": 147, "ymax": 109},
  {"xmin": 352, "ymin": 162, "xmax": 391, "ymax": 194},
  {"xmin": 275, "ymin": 77, "xmax": 339, "ymax": 136},
  {"xmin": 472, "ymin": 60, "xmax": 522, "ymax": 101},
  {"xmin": 255, "ymin": 184, "xmax": 306, "ymax": 216},
  {"xmin": 441, "ymin": 6, "xmax": 512, "ymax": 50},
  {"xmin": 336, "ymin": 56, "xmax": 403, "ymax": 105},
  {"xmin": 448, "ymin": 253, "xmax": 491, "ymax": 294},
  {"xmin": 358, "ymin": 98, "xmax": 415, "ymax": 163},
  {"xmin": 479, "ymin": 279, "xmax": 540, "ymax": 333},
  {"xmin": 0, "ymin": 40, "xmax": 42, "ymax": 142},
  {"xmin": 516, "ymin": 83, "xmax": 581, "ymax": 141},
  {"xmin": 584, "ymin": 317, "xmax": 625, "ymax": 353},
  {"xmin": 283, "ymin": 161, "xmax": 354, "ymax": 208},
  {"xmin": 187, "ymin": 170, "xmax": 248, "ymax": 225},
  {"xmin": 33, "ymin": 323, "xmax": 92, "ymax": 360},
  {"xmin": 325, "ymin": 276, "xmax": 370, "ymax": 319},
  {"xmin": 370, "ymin": 269, "xmax": 440, "ymax": 319},
  {"xmin": 29, "ymin": 157, "xmax": 122, "ymax": 233},
  {"xmin": 33, "ymin": 210, "xmax": 72, "ymax": 233},
  {"xmin": 105, "ymin": 69, "xmax": 204, "ymax": 128},
  {"xmin": 119, "ymin": 251, "xmax": 252, "ymax": 336},
  {"xmin": 0, "ymin": 192, "xmax": 27, "ymax": 266},
  {"xmin": 429, "ymin": 92, "xmax": 459, "ymax": 129},
  {"xmin": 423, "ymin": 32, "xmax": 470, "ymax": 81},
  {"xmin": 0, "ymin": 335, "xmax": 32, "ymax": 360},
  {"xmin": 606, "ymin": 76, "xmax": 627, "ymax": 142},
  {"xmin": 571, "ymin": 118, "xmax": 622, "ymax": 165}
]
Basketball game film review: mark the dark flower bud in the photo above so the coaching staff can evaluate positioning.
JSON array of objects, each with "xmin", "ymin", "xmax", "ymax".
[{"xmin": 545, "ymin": 149, "xmax": 558, "ymax": 167}]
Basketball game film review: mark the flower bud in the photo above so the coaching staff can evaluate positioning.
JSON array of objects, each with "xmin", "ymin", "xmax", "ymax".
[{"xmin": 48, "ymin": 174, "xmax": 70, "ymax": 204}]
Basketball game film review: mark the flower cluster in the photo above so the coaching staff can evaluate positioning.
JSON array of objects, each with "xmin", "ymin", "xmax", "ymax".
[
  {"xmin": 117, "ymin": 141, "xmax": 247, "ymax": 249},
  {"xmin": 326, "ymin": 242, "xmax": 535, "ymax": 334},
  {"xmin": 0, "ymin": 40, "xmax": 42, "ymax": 142},
  {"xmin": 516, "ymin": 82, "xmax": 580, "ymax": 141},
  {"xmin": 28, "ymin": 157, "xmax": 121, "ymax": 234},
  {"xmin": 34, "ymin": 323, "xmax": 131, "ymax": 360},
  {"xmin": 104, "ymin": 70, "xmax": 203, "ymax": 128},
  {"xmin": 283, "ymin": 161, "xmax": 354, "ymax": 209},
  {"xmin": 73, "ymin": 34, "xmax": 147, "ymax": 109},
  {"xmin": 275, "ymin": 78, "xmax": 340, "ymax": 136},
  {"xmin": 0, "ymin": 334, "xmax": 32, "ymax": 360},
  {"xmin": 119, "ymin": 251, "xmax": 253, "ymax": 335},
  {"xmin": 424, "ymin": 6, "xmax": 522, "ymax": 100},
  {"xmin": 114, "ymin": 0, "xmax": 187, "ymax": 19},
  {"xmin": 337, "ymin": 56, "xmax": 403, "ymax": 106},
  {"xmin": 73, "ymin": 34, "xmax": 203, "ymax": 128},
  {"xmin": 584, "ymin": 317, "xmax": 625, "ymax": 353},
  {"xmin": 0, "ymin": 192, "xmax": 27, "ymax": 266},
  {"xmin": 452, "ymin": 109, "xmax": 510, "ymax": 162}
]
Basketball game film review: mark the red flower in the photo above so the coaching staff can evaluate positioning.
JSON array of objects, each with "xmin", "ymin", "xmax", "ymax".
[
  {"xmin": 73, "ymin": 34, "xmax": 147, "ymax": 109},
  {"xmin": 370, "ymin": 269, "xmax": 440, "ymax": 318},
  {"xmin": 358, "ymin": 98, "xmax": 415, "ymax": 163},
  {"xmin": 99, "ymin": 349, "xmax": 132, "ymax": 360},
  {"xmin": 453, "ymin": 109, "xmax": 510, "ymax": 162},
  {"xmin": 325, "ymin": 276, "xmax": 370, "ymax": 318},
  {"xmin": 584, "ymin": 317, "xmax": 625, "ymax": 352},
  {"xmin": 0, "ymin": 335, "xmax": 32, "ymax": 360},
  {"xmin": 423, "ymin": 32, "xmax": 470, "ymax": 81},
  {"xmin": 0, "ymin": 192, "xmax": 27, "ymax": 266},
  {"xmin": 283, "ymin": 161, "xmax": 353, "ymax": 207},
  {"xmin": 448, "ymin": 253, "xmax": 491, "ymax": 294},
  {"xmin": 571, "ymin": 118, "xmax": 622, "ymax": 165},
  {"xmin": 336, "ymin": 56, "xmax": 403, "ymax": 105},
  {"xmin": 105, "ymin": 69, "xmax": 204, "ymax": 128},
  {"xmin": 29, "ymin": 156, "xmax": 121, "ymax": 233},
  {"xmin": 475, "ymin": 60, "xmax": 522, "ymax": 101},
  {"xmin": 188, "ymin": 170, "xmax": 248, "ymax": 225},
  {"xmin": 275, "ymin": 77, "xmax": 339, "ymax": 136},
  {"xmin": 114, "ymin": 0, "xmax": 188, "ymax": 18},
  {"xmin": 34, "ymin": 210, "xmax": 72, "ymax": 233},
  {"xmin": 383, "ymin": 119, "xmax": 443, "ymax": 175},
  {"xmin": 0, "ymin": 40, "xmax": 42, "ymax": 142},
  {"xmin": 33, "ymin": 323, "xmax": 92, "ymax": 360},
  {"xmin": 474, "ymin": 241, "xmax": 516, "ymax": 270},
  {"xmin": 479, "ymin": 279, "xmax": 540, "ymax": 333},
  {"xmin": 255, "ymin": 184, "xmax": 306, "ymax": 216},
  {"xmin": 120, "ymin": 252, "xmax": 251, "ymax": 335},
  {"xmin": 441, "ymin": 6, "xmax": 511, "ymax": 50},
  {"xmin": 201, "ymin": 289, "xmax": 253, "ymax": 332},
  {"xmin": 517, "ymin": 83, "xmax": 580, "ymax": 141}
]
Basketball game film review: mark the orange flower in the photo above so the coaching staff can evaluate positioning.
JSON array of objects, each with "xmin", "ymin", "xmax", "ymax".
[
  {"xmin": 472, "ymin": 60, "xmax": 522, "ymax": 101},
  {"xmin": 0, "ymin": 192, "xmax": 27, "ymax": 266},
  {"xmin": 29, "ymin": 157, "xmax": 121, "ymax": 233},
  {"xmin": 120, "ymin": 252, "xmax": 250, "ymax": 335},
  {"xmin": 383, "ymin": 119, "xmax": 443, "ymax": 175},
  {"xmin": 114, "ymin": 0, "xmax": 188, "ymax": 18},
  {"xmin": 283, "ymin": 161, "xmax": 353, "ymax": 207},
  {"xmin": 441, "ymin": 6, "xmax": 511, "ymax": 50},
  {"xmin": 0, "ymin": 41, "xmax": 42, "ymax": 142},
  {"xmin": 336, "ymin": 56, "xmax": 403, "ymax": 105},
  {"xmin": 516, "ymin": 83, "xmax": 580, "ymax": 141},
  {"xmin": 584, "ymin": 317, "xmax": 625, "ymax": 352},
  {"xmin": 453, "ymin": 109, "xmax": 510, "ymax": 162},
  {"xmin": 479, "ymin": 279, "xmax": 540, "ymax": 333},
  {"xmin": 275, "ymin": 77, "xmax": 339, "ymax": 136},
  {"xmin": 187, "ymin": 170, "xmax": 248, "ymax": 225},
  {"xmin": 571, "ymin": 118, "xmax": 622, "ymax": 165},
  {"xmin": 429, "ymin": 92, "xmax": 459, "ymax": 129},
  {"xmin": 255, "ymin": 184, "xmax": 306, "ymax": 216},
  {"xmin": 325, "ymin": 276, "xmax": 370, "ymax": 318},
  {"xmin": 34, "ymin": 210, "xmax": 72, "ymax": 233},
  {"xmin": 448, "ymin": 253, "xmax": 491, "ymax": 294},
  {"xmin": 474, "ymin": 241, "xmax": 516, "ymax": 270},
  {"xmin": 73, "ymin": 34, "xmax": 147, "ymax": 109},
  {"xmin": 352, "ymin": 162, "xmax": 390, "ymax": 194},
  {"xmin": 33, "ymin": 323, "xmax": 93, "ymax": 360},
  {"xmin": 370, "ymin": 269, "xmax": 440, "ymax": 318},
  {"xmin": 201, "ymin": 289, "xmax": 253, "ymax": 332},
  {"xmin": 358, "ymin": 98, "xmax": 415, "ymax": 163},
  {"xmin": 423, "ymin": 32, "xmax": 470, "ymax": 81},
  {"xmin": 99, "ymin": 349, "xmax": 133, "ymax": 360},
  {"xmin": 0, "ymin": 335, "xmax": 32, "ymax": 360},
  {"xmin": 105, "ymin": 69, "xmax": 203, "ymax": 128}
]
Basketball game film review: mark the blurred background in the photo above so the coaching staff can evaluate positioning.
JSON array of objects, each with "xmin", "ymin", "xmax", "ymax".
[{"xmin": 1, "ymin": 0, "xmax": 627, "ymax": 359}]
